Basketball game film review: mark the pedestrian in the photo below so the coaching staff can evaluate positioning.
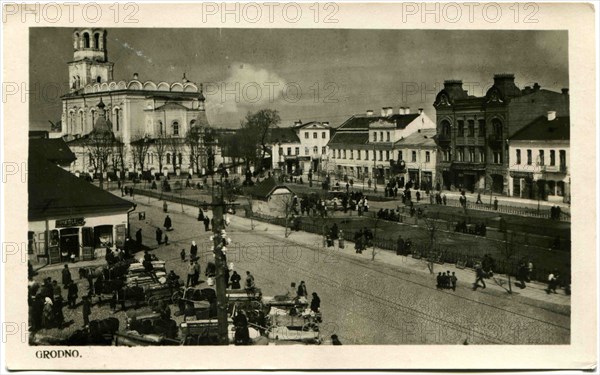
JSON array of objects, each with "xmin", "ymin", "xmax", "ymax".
[
  {"xmin": 155, "ymin": 228, "xmax": 162, "ymax": 246},
  {"xmin": 52, "ymin": 280, "xmax": 62, "ymax": 301},
  {"xmin": 546, "ymin": 270, "xmax": 559, "ymax": 294},
  {"xmin": 396, "ymin": 235, "xmax": 405, "ymax": 256},
  {"xmin": 163, "ymin": 201, "xmax": 168, "ymax": 213},
  {"xmin": 230, "ymin": 271, "xmax": 241, "ymax": 289},
  {"xmin": 53, "ymin": 295, "xmax": 65, "ymax": 328},
  {"xmin": 62, "ymin": 264, "xmax": 72, "ymax": 289},
  {"xmin": 297, "ymin": 280, "xmax": 308, "ymax": 298},
  {"xmin": 493, "ymin": 197, "xmax": 498, "ymax": 211},
  {"xmin": 476, "ymin": 193, "xmax": 483, "ymax": 204},
  {"xmin": 67, "ymin": 280, "xmax": 78, "ymax": 308},
  {"xmin": 527, "ymin": 260, "xmax": 534, "ymax": 282},
  {"xmin": 42, "ymin": 297, "xmax": 54, "ymax": 329},
  {"xmin": 136, "ymin": 228, "xmax": 142, "ymax": 249},
  {"xmin": 450, "ymin": 272, "xmax": 457, "ymax": 291},
  {"xmin": 190, "ymin": 240, "xmax": 198, "ymax": 260},
  {"xmin": 436, "ymin": 272, "xmax": 443, "ymax": 289},
  {"xmin": 338, "ymin": 230, "xmax": 345, "ymax": 249},
  {"xmin": 164, "ymin": 215, "xmax": 172, "ymax": 231},
  {"xmin": 180, "ymin": 248, "xmax": 186, "ymax": 262},
  {"xmin": 193, "ymin": 261, "xmax": 201, "ymax": 286},
  {"xmin": 164, "ymin": 234, "xmax": 169, "ymax": 246},
  {"xmin": 473, "ymin": 265, "xmax": 487, "ymax": 290},
  {"xmin": 82, "ymin": 295, "xmax": 91, "ymax": 327},
  {"xmin": 310, "ymin": 292, "xmax": 321, "ymax": 313},
  {"xmin": 442, "ymin": 194, "xmax": 447, "ymax": 205},
  {"xmin": 31, "ymin": 293, "xmax": 44, "ymax": 331},
  {"xmin": 203, "ymin": 216, "xmax": 210, "ymax": 231},
  {"xmin": 186, "ymin": 260, "xmax": 195, "ymax": 287},
  {"xmin": 245, "ymin": 271, "xmax": 256, "ymax": 291},
  {"xmin": 331, "ymin": 334, "xmax": 342, "ymax": 345}
]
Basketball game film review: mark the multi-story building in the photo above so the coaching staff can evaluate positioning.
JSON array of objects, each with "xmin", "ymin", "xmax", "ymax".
[
  {"xmin": 327, "ymin": 107, "xmax": 435, "ymax": 183},
  {"xmin": 433, "ymin": 74, "xmax": 569, "ymax": 194},
  {"xmin": 394, "ymin": 128, "xmax": 437, "ymax": 190},
  {"xmin": 270, "ymin": 121, "xmax": 331, "ymax": 175},
  {"xmin": 508, "ymin": 112, "xmax": 570, "ymax": 202},
  {"xmin": 56, "ymin": 28, "xmax": 216, "ymax": 178}
]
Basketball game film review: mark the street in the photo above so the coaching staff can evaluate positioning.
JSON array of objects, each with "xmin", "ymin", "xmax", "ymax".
[{"xmin": 127, "ymin": 195, "xmax": 570, "ymax": 344}]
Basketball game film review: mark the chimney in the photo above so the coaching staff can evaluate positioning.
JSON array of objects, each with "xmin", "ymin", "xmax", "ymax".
[
  {"xmin": 493, "ymin": 73, "xmax": 515, "ymax": 84},
  {"xmin": 561, "ymin": 88, "xmax": 569, "ymax": 95},
  {"xmin": 385, "ymin": 107, "xmax": 393, "ymax": 116},
  {"xmin": 547, "ymin": 111, "xmax": 556, "ymax": 121},
  {"xmin": 322, "ymin": 122, "xmax": 329, "ymax": 127},
  {"xmin": 366, "ymin": 109, "xmax": 374, "ymax": 116},
  {"xmin": 443, "ymin": 79, "xmax": 463, "ymax": 90},
  {"xmin": 294, "ymin": 119, "xmax": 302, "ymax": 126},
  {"xmin": 418, "ymin": 108, "xmax": 424, "ymax": 115},
  {"xmin": 533, "ymin": 82, "xmax": 540, "ymax": 91},
  {"xmin": 405, "ymin": 107, "xmax": 411, "ymax": 114},
  {"xmin": 133, "ymin": 73, "xmax": 139, "ymax": 80}
]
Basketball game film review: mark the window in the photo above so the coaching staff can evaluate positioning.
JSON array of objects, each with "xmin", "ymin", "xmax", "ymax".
[
  {"xmin": 386, "ymin": 132, "xmax": 390, "ymax": 142},
  {"xmin": 527, "ymin": 149, "xmax": 532, "ymax": 165},
  {"xmin": 343, "ymin": 150, "xmax": 347, "ymax": 159},
  {"xmin": 538, "ymin": 150, "xmax": 545, "ymax": 166},
  {"xmin": 385, "ymin": 150, "xmax": 390, "ymax": 161},
  {"xmin": 425, "ymin": 151, "xmax": 431, "ymax": 163},
  {"xmin": 557, "ymin": 181, "xmax": 565, "ymax": 196},
  {"xmin": 96, "ymin": 76, "xmax": 102, "ymax": 83},
  {"xmin": 398, "ymin": 151, "xmax": 403, "ymax": 161},
  {"xmin": 322, "ymin": 132, "xmax": 326, "ymax": 139},
  {"xmin": 441, "ymin": 120, "xmax": 451, "ymax": 136},
  {"xmin": 492, "ymin": 119, "xmax": 503, "ymax": 138},
  {"xmin": 305, "ymin": 147, "xmax": 309, "ymax": 156},
  {"xmin": 159, "ymin": 121, "xmax": 163, "ymax": 135},
  {"xmin": 172, "ymin": 121, "xmax": 179, "ymax": 136},
  {"xmin": 372, "ymin": 150, "xmax": 376, "ymax": 161},
  {"xmin": 469, "ymin": 148, "xmax": 475, "ymax": 162},
  {"xmin": 357, "ymin": 150, "xmax": 361, "ymax": 160},
  {"xmin": 114, "ymin": 108, "xmax": 120, "ymax": 131},
  {"xmin": 313, "ymin": 146, "xmax": 318, "ymax": 154},
  {"xmin": 337, "ymin": 150, "xmax": 341, "ymax": 158},
  {"xmin": 94, "ymin": 33, "xmax": 100, "ymax": 49},
  {"xmin": 468, "ymin": 120, "xmax": 475, "ymax": 136},
  {"xmin": 313, "ymin": 132, "xmax": 317, "ymax": 139},
  {"xmin": 380, "ymin": 132, "xmax": 383, "ymax": 142},
  {"xmin": 305, "ymin": 132, "xmax": 309, "ymax": 139},
  {"xmin": 178, "ymin": 153, "xmax": 182, "ymax": 165},
  {"xmin": 83, "ymin": 32, "xmax": 90, "ymax": 48},
  {"xmin": 457, "ymin": 148, "xmax": 464, "ymax": 162},
  {"xmin": 373, "ymin": 132, "xmax": 377, "ymax": 142},
  {"xmin": 331, "ymin": 150, "xmax": 335, "ymax": 159},
  {"xmin": 322, "ymin": 146, "xmax": 326, "ymax": 155},
  {"xmin": 550, "ymin": 150, "xmax": 556, "ymax": 166},
  {"xmin": 166, "ymin": 153, "xmax": 171, "ymax": 164},
  {"xmin": 295, "ymin": 147, "xmax": 300, "ymax": 155},
  {"xmin": 457, "ymin": 120, "xmax": 465, "ymax": 136},
  {"xmin": 478, "ymin": 119, "xmax": 485, "ymax": 136},
  {"xmin": 479, "ymin": 148, "xmax": 486, "ymax": 163},
  {"xmin": 411, "ymin": 151, "xmax": 417, "ymax": 162},
  {"xmin": 349, "ymin": 150, "xmax": 354, "ymax": 160},
  {"xmin": 516, "ymin": 149, "xmax": 521, "ymax": 164},
  {"xmin": 493, "ymin": 151, "xmax": 502, "ymax": 164},
  {"xmin": 559, "ymin": 150, "xmax": 566, "ymax": 168},
  {"xmin": 278, "ymin": 147, "xmax": 283, "ymax": 156},
  {"xmin": 379, "ymin": 150, "xmax": 383, "ymax": 161},
  {"xmin": 287, "ymin": 147, "xmax": 291, "ymax": 155}
]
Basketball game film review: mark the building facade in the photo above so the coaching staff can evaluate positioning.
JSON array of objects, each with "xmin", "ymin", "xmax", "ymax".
[
  {"xmin": 394, "ymin": 128, "xmax": 437, "ymax": 190},
  {"xmin": 270, "ymin": 121, "xmax": 331, "ymax": 175},
  {"xmin": 508, "ymin": 112, "xmax": 570, "ymax": 202},
  {"xmin": 327, "ymin": 107, "xmax": 435, "ymax": 183},
  {"xmin": 58, "ymin": 28, "xmax": 217, "ymax": 178},
  {"xmin": 433, "ymin": 74, "xmax": 570, "ymax": 194}
]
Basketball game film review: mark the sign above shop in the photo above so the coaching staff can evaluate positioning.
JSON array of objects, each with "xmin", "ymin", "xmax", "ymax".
[{"xmin": 55, "ymin": 217, "xmax": 86, "ymax": 228}]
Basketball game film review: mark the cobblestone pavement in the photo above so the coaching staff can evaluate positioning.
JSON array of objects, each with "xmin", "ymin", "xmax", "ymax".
[{"xmin": 31, "ymin": 193, "xmax": 570, "ymax": 344}]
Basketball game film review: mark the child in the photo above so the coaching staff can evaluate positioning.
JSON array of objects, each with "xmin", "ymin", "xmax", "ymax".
[{"xmin": 180, "ymin": 248, "xmax": 186, "ymax": 262}]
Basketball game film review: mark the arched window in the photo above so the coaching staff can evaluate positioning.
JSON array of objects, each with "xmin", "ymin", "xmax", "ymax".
[
  {"xmin": 492, "ymin": 119, "xmax": 503, "ymax": 137},
  {"xmin": 114, "ymin": 108, "xmax": 120, "ymax": 131},
  {"xmin": 441, "ymin": 120, "xmax": 451, "ymax": 136},
  {"xmin": 83, "ymin": 33, "xmax": 90, "ymax": 48},
  {"xmin": 91, "ymin": 109, "xmax": 96, "ymax": 127},
  {"xmin": 94, "ymin": 33, "xmax": 100, "ymax": 49},
  {"xmin": 190, "ymin": 119, "xmax": 196, "ymax": 127},
  {"xmin": 166, "ymin": 153, "xmax": 171, "ymax": 164},
  {"xmin": 172, "ymin": 121, "xmax": 179, "ymax": 136},
  {"xmin": 96, "ymin": 76, "xmax": 102, "ymax": 83},
  {"xmin": 74, "ymin": 33, "xmax": 80, "ymax": 49}
]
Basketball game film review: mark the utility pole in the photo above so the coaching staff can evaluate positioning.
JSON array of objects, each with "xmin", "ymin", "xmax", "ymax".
[{"xmin": 210, "ymin": 186, "xmax": 229, "ymax": 345}]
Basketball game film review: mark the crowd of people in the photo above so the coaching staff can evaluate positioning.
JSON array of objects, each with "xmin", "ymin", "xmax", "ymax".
[{"xmin": 436, "ymin": 271, "xmax": 458, "ymax": 291}]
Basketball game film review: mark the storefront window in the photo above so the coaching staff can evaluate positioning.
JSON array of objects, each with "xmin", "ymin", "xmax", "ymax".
[{"xmin": 94, "ymin": 225, "xmax": 114, "ymax": 248}]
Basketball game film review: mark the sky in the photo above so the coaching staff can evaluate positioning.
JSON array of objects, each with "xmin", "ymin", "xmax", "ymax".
[{"xmin": 29, "ymin": 28, "xmax": 569, "ymax": 131}]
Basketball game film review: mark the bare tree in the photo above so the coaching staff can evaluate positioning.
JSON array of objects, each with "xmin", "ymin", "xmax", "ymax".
[
  {"xmin": 280, "ymin": 193, "xmax": 296, "ymax": 238},
  {"xmin": 112, "ymin": 136, "xmax": 126, "ymax": 180},
  {"xmin": 85, "ymin": 131, "xmax": 114, "ymax": 189},
  {"xmin": 497, "ymin": 229, "xmax": 517, "ymax": 294},
  {"xmin": 154, "ymin": 134, "xmax": 168, "ymax": 174},
  {"xmin": 422, "ymin": 211, "xmax": 441, "ymax": 274},
  {"xmin": 185, "ymin": 126, "xmax": 203, "ymax": 174},
  {"xmin": 130, "ymin": 133, "xmax": 151, "ymax": 175},
  {"xmin": 239, "ymin": 109, "xmax": 281, "ymax": 174},
  {"xmin": 169, "ymin": 138, "xmax": 183, "ymax": 173}
]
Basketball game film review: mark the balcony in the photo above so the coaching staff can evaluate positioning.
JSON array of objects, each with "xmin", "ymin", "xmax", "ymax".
[{"xmin": 540, "ymin": 164, "xmax": 568, "ymax": 173}]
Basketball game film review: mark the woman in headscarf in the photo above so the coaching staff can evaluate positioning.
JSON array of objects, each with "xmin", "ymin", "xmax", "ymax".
[
  {"xmin": 310, "ymin": 292, "xmax": 321, "ymax": 313},
  {"xmin": 42, "ymin": 297, "xmax": 54, "ymax": 329}
]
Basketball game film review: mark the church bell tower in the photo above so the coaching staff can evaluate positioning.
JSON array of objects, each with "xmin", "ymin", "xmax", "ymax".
[{"xmin": 68, "ymin": 28, "xmax": 114, "ymax": 92}]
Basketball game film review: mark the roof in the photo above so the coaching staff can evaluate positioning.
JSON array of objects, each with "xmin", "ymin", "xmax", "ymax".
[
  {"xmin": 395, "ymin": 129, "xmax": 437, "ymax": 147},
  {"xmin": 250, "ymin": 177, "xmax": 292, "ymax": 200},
  {"xmin": 328, "ymin": 132, "xmax": 369, "ymax": 146},
  {"xmin": 509, "ymin": 116, "xmax": 570, "ymax": 141},
  {"xmin": 337, "ymin": 114, "xmax": 419, "ymax": 130},
  {"xmin": 28, "ymin": 154, "xmax": 134, "ymax": 221},
  {"xmin": 29, "ymin": 138, "xmax": 76, "ymax": 164},
  {"xmin": 149, "ymin": 102, "xmax": 192, "ymax": 111},
  {"xmin": 268, "ymin": 127, "xmax": 300, "ymax": 144}
]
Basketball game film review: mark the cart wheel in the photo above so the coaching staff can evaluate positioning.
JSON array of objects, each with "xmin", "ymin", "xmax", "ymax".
[
  {"xmin": 302, "ymin": 322, "xmax": 319, "ymax": 332},
  {"xmin": 172, "ymin": 291, "xmax": 182, "ymax": 304}
]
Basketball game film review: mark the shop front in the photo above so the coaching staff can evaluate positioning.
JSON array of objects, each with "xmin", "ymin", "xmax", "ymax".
[{"xmin": 29, "ymin": 212, "xmax": 130, "ymax": 265}]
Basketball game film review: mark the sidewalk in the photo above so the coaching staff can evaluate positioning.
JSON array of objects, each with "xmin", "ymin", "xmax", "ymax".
[{"xmin": 119, "ymin": 191, "xmax": 571, "ymax": 310}]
